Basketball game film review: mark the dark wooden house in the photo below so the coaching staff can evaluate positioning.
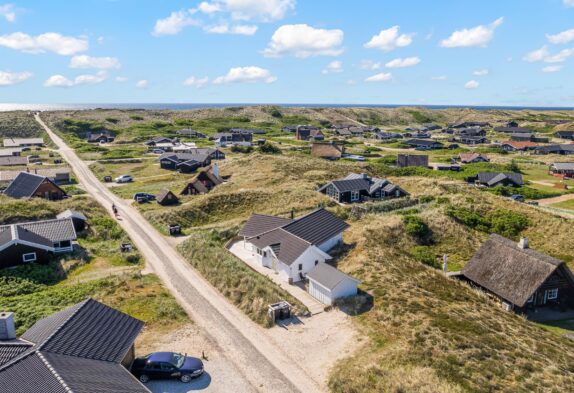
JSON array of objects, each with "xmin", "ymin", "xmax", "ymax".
[
  {"xmin": 4, "ymin": 172, "xmax": 67, "ymax": 200},
  {"xmin": 156, "ymin": 189, "xmax": 179, "ymax": 205},
  {"xmin": 318, "ymin": 173, "xmax": 408, "ymax": 203},
  {"xmin": 462, "ymin": 234, "xmax": 574, "ymax": 314},
  {"xmin": 159, "ymin": 152, "xmax": 211, "ymax": 173},
  {"xmin": 475, "ymin": 172, "xmax": 524, "ymax": 187},
  {"xmin": 180, "ymin": 166, "xmax": 223, "ymax": 195},
  {"xmin": 397, "ymin": 154, "xmax": 429, "ymax": 168}
]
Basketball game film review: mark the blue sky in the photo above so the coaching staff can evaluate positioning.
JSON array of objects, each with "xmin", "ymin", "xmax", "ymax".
[{"xmin": 0, "ymin": 0, "xmax": 573, "ymax": 106}]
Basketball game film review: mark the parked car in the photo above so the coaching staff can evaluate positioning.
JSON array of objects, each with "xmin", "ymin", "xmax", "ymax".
[
  {"xmin": 133, "ymin": 192, "xmax": 156, "ymax": 202},
  {"xmin": 131, "ymin": 352, "xmax": 204, "ymax": 383},
  {"xmin": 152, "ymin": 149, "xmax": 165, "ymax": 154},
  {"xmin": 510, "ymin": 194, "xmax": 525, "ymax": 202},
  {"xmin": 527, "ymin": 201, "xmax": 539, "ymax": 206},
  {"xmin": 115, "ymin": 174, "xmax": 133, "ymax": 183},
  {"xmin": 415, "ymin": 146, "xmax": 431, "ymax": 151}
]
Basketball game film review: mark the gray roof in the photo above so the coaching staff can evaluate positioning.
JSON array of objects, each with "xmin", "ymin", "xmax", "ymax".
[
  {"xmin": 0, "ymin": 156, "xmax": 28, "ymax": 166},
  {"xmin": 0, "ymin": 218, "xmax": 76, "ymax": 250},
  {"xmin": 239, "ymin": 214, "xmax": 293, "ymax": 238},
  {"xmin": 330, "ymin": 179, "xmax": 370, "ymax": 193},
  {"xmin": 282, "ymin": 208, "xmax": 349, "ymax": 246},
  {"xmin": 551, "ymin": 162, "xmax": 574, "ymax": 171},
  {"xmin": 249, "ymin": 228, "xmax": 311, "ymax": 265},
  {"xmin": 462, "ymin": 234, "xmax": 571, "ymax": 307},
  {"xmin": 0, "ymin": 342, "xmax": 32, "ymax": 367},
  {"xmin": 56, "ymin": 209, "xmax": 87, "ymax": 221},
  {"xmin": 477, "ymin": 172, "xmax": 523, "ymax": 187},
  {"xmin": 0, "ymin": 299, "xmax": 148, "ymax": 393},
  {"xmin": 4, "ymin": 172, "xmax": 63, "ymax": 199},
  {"xmin": 160, "ymin": 151, "xmax": 210, "ymax": 163},
  {"xmin": 319, "ymin": 173, "xmax": 404, "ymax": 197},
  {"xmin": 307, "ymin": 262, "xmax": 360, "ymax": 290}
]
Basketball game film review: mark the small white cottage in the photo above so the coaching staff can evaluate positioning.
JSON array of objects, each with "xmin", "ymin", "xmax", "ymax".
[{"xmin": 306, "ymin": 263, "xmax": 360, "ymax": 305}]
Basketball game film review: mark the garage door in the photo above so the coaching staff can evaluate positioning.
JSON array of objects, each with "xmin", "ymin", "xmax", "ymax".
[{"xmin": 309, "ymin": 280, "xmax": 332, "ymax": 305}]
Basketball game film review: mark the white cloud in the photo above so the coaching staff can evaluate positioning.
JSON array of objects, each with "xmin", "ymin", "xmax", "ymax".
[
  {"xmin": 544, "ymin": 48, "xmax": 574, "ymax": 63},
  {"xmin": 365, "ymin": 72, "xmax": 392, "ymax": 82},
  {"xmin": 136, "ymin": 80, "xmax": 148, "ymax": 89},
  {"xmin": 357, "ymin": 60, "xmax": 381, "ymax": 70},
  {"xmin": 364, "ymin": 26, "xmax": 413, "ymax": 51},
  {"xmin": 564, "ymin": 0, "xmax": 574, "ymax": 7},
  {"xmin": 213, "ymin": 66, "xmax": 276, "ymax": 84},
  {"xmin": 322, "ymin": 60, "xmax": 343, "ymax": 74},
  {"xmin": 346, "ymin": 79, "xmax": 356, "ymax": 85},
  {"xmin": 183, "ymin": 76, "xmax": 210, "ymax": 88},
  {"xmin": 547, "ymin": 28, "xmax": 574, "ymax": 44},
  {"xmin": 464, "ymin": 80, "xmax": 479, "ymax": 89},
  {"xmin": 231, "ymin": 24, "xmax": 258, "ymax": 35},
  {"xmin": 0, "ymin": 4, "xmax": 16, "ymax": 22},
  {"xmin": 204, "ymin": 24, "xmax": 229, "ymax": 34},
  {"xmin": 69, "ymin": 55, "xmax": 120, "ymax": 69},
  {"xmin": 0, "ymin": 32, "xmax": 88, "ymax": 55},
  {"xmin": 115, "ymin": 76, "xmax": 128, "ymax": 82},
  {"xmin": 153, "ymin": 10, "xmax": 199, "ymax": 36},
  {"xmin": 263, "ymin": 24, "xmax": 344, "ymax": 58},
  {"xmin": 204, "ymin": 23, "xmax": 257, "ymax": 35},
  {"xmin": 440, "ymin": 17, "xmax": 503, "ymax": 48},
  {"xmin": 523, "ymin": 45, "xmax": 549, "ymax": 62},
  {"xmin": 0, "ymin": 71, "xmax": 32, "ymax": 86},
  {"xmin": 44, "ymin": 71, "xmax": 107, "ymax": 88},
  {"xmin": 542, "ymin": 65, "xmax": 562, "ymax": 73},
  {"xmin": 431, "ymin": 75, "xmax": 447, "ymax": 80},
  {"xmin": 205, "ymin": 0, "xmax": 295, "ymax": 22},
  {"xmin": 473, "ymin": 69, "xmax": 489, "ymax": 76},
  {"xmin": 385, "ymin": 56, "xmax": 420, "ymax": 68}
]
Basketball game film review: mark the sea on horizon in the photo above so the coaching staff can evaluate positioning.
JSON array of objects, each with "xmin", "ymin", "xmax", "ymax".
[{"xmin": 0, "ymin": 103, "xmax": 573, "ymax": 112}]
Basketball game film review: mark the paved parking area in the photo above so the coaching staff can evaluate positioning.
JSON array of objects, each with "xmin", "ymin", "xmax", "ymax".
[{"xmin": 147, "ymin": 373, "xmax": 212, "ymax": 393}]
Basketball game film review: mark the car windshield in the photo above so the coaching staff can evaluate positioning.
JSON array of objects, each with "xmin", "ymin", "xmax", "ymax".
[{"xmin": 171, "ymin": 353, "xmax": 185, "ymax": 368}]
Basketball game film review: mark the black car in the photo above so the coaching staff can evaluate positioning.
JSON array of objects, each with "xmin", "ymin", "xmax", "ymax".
[
  {"xmin": 133, "ymin": 192, "xmax": 156, "ymax": 202},
  {"xmin": 131, "ymin": 352, "xmax": 204, "ymax": 383}
]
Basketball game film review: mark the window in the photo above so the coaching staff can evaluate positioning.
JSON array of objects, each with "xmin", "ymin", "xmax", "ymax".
[
  {"xmin": 351, "ymin": 190, "xmax": 360, "ymax": 202},
  {"xmin": 298, "ymin": 264, "xmax": 303, "ymax": 271},
  {"xmin": 547, "ymin": 288, "xmax": 558, "ymax": 300},
  {"xmin": 527, "ymin": 295, "xmax": 534, "ymax": 303},
  {"xmin": 22, "ymin": 253, "xmax": 36, "ymax": 263}
]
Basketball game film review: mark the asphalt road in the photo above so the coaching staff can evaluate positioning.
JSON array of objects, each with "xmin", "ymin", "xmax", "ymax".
[{"xmin": 35, "ymin": 114, "xmax": 323, "ymax": 393}]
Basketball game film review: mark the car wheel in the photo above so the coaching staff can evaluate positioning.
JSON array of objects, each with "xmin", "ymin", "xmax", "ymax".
[
  {"xmin": 180, "ymin": 374, "xmax": 192, "ymax": 383},
  {"xmin": 139, "ymin": 374, "xmax": 150, "ymax": 383}
]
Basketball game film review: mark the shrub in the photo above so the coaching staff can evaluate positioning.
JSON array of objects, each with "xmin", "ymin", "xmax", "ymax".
[
  {"xmin": 446, "ymin": 206, "xmax": 529, "ymax": 238},
  {"xmin": 130, "ymin": 115, "xmax": 144, "ymax": 121},
  {"xmin": 105, "ymin": 118, "xmax": 119, "ymax": 124},
  {"xmin": 257, "ymin": 142, "xmax": 281, "ymax": 155},
  {"xmin": 230, "ymin": 145, "xmax": 254, "ymax": 154},
  {"xmin": 403, "ymin": 215, "xmax": 432, "ymax": 244},
  {"xmin": 410, "ymin": 246, "xmax": 440, "ymax": 268},
  {"xmin": 269, "ymin": 108, "xmax": 283, "ymax": 118},
  {"xmin": 486, "ymin": 186, "xmax": 564, "ymax": 200}
]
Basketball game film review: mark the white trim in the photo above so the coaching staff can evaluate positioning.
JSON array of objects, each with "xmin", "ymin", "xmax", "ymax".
[
  {"xmin": 547, "ymin": 288, "xmax": 558, "ymax": 300},
  {"xmin": 22, "ymin": 252, "xmax": 37, "ymax": 263}
]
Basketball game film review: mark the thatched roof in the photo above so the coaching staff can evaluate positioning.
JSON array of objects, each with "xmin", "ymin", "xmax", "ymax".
[
  {"xmin": 462, "ymin": 234, "xmax": 567, "ymax": 307},
  {"xmin": 311, "ymin": 143, "xmax": 344, "ymax": 159}
]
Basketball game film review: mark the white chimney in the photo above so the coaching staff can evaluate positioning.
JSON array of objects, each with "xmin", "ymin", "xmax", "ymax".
[
  {"xmin": 0, "ymin": 312, "xmax": 16, "ymax": 340},
  {"xmin": 518, "ymin": 237, "xmax": 529, "ymax": 249},
  {"xmin": 211, "ymin": 163, "xmax": 220, "ymax": 178}
]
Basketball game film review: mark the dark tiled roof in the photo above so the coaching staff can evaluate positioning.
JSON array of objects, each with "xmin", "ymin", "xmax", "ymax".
[
  {"xmin": 0, "ymin": 343, "xmax": 32, "ymax": 367},
  {"xmin": 0, "ymin": 218, "xmax": 77, "ymax": 243},
  {"xmin": 307, "ymin": 263, "xmax": 359, "ymax": 290},
  {"xmin": 282, "ymin": 208, "xmax": 349, "ymax": 246},
  {"xmin": 477, "ymin": 172, "xmax": 523, "ymax": 186},
  {"xmin": 4, "ymin": 172, "xmax": 47, "ymax": 198},
  {"xmin": 238, "ymin": 214, "xmax": 293, "ymax": 237},
  {"xmin": 0, "ymin": 299, "xmax": 148, "ymax": 393},
  {"xmin": 56, "ymin": 210, "xmax": 87, "ymax": 222},
  {"xmin": 0, "ymin": 156, "xmax": 28, "ymax": 166},
  {"xmin": 462, "ymin": 234, "xmax": 569, "ymax": 307},
  {"xmin": 249, "ymin": 228, "xmax": 311, "ymax": 265},
  {"xmin": 331, "ymin": 179, "xmax": 370, "ymax": 192},
  {"xmin": 406, "ymin": 139, "xmax": 443, "ymax": 147}
]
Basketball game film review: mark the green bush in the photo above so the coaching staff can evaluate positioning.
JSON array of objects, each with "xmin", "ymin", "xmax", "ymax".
[
  {"xmin": 257, "ymin": 142, "xmax": 282, "ymax": 154},
  {"xmin": 485, "ymin": 186, "xmax": 564, "ymax": 200},
  {"xmin": 410, "ymin": 246, "xmax": 440, "ymax": 268},
  {"xmin": 403, "ymin": 215, "xmax": 432, "ymax": 244},
  {"xmin": 230, "ymin": 145, "xmax": 254, "ymax": 154},
  {"xmin": 446, "ymin": 206, "xmax": 529, "ymax": 238}
]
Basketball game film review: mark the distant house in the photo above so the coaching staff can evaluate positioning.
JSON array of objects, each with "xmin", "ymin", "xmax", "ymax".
[
  {"xmin": 475, "ymin": 172, "xmax": 524, "ymax": 187},
  {"xmin": 0, "ymin": 156, "xmax": 28, "ymax": 166},
  {"xmin": 397, "ymin": 154, "xmax": 429, "ymax": 168},
  {"xmin": 213, "ymin": 132, "xmax": 252, "ymax": 147},
  {"xmin": 534, "ymin": 144, "xmax": 574, "ymax": 155},
  {"xmin": 554, "ymin": 131, "xmax": 574, "ymax": 140},
  {"xmin": 506, "ymin": 121, "xmax": 519, "ymax": 128},
  {"xmin": 457, "ymin": 127, "xmax": 486, "ymax": 137},
  {"xmin": 423, "ymin": 123, "xmax": 442, "ymax": 131},
  {"xmin": 180, "ymin": 165, "xmax": 223, "ymax": 195},
  {"xmin": 87, "ymin": 133, "xmax": 114, "ymax": 143},
  {"xmin": 0, "ymin": 148, "xmax": 22, "ymax": 157},
  {"xmin": 494, "ymin": 126, "xmax": 531, "ymax": 133},
  {"xmin": 282, "ymin": 125, "xmax": 298, "ymax": 133},
  {"xmin": 510, "ymin": 133, "xmax": 549, "ymax": 143},
  {"xmin": 405, "ymin": 139, "xmax": 443, "ymax": 149},
  {"xmin": 307, "ymin": 262, "xmax": 360, "ymax": 305},
  {"xmin": 144, "ymin": 136, "xmax": 176, "ymax": 146},
  {"xmin": 372, "ymin": 131, "xmax": 403, "ymax": 140},
  {"xmin": 455, "ymin": 153, "xmax": 489, "ymax": 164},
  {"xmin": 176, "ymin": 129, "xmax": 206, "ymax": 138},
  {"xmin": 335, "ymin": 129, "xmax": 353, "ymax": 137},
  {"xmin": 311, "ymin": 143, "xmax": 345, "ymax": 160},
  {"xmin": 462, "ymin": 235, "xmax": 574, "ymax": 314},
  {"xmin": 0, "ymin": 217, "xmax": 77, "ymax": 268},
  {"xmin": 4, "ymin": 172, "xmax": 67, "ymax": 200},
  {"xmin": 295, "ymin": 127, "xmax": 324, "ymax": 141},
  {"xmin": 2, "ymin": 138, "xmax": 44, "ymax": 148},
  {"xmin": 0, "ymin": 168, "xmax": 71, "ymax": 185},
  {"xmin": 449, "ymin": 121, "xmax": 490, "ymax": 129},
  {"xmin": 159, "ymin": 151, "xmax": 211, "ymax": 173},
  {"xmin": 500, "ymin": 141, "xmax": 539, "ymax": 152},
  {"xmin": 156, "ymin": 189, "xmax": 179, "ymax": 205},
  {"xmin": 238, "ymin": 208, "xmax": 349, "ymax": 283},
  {"xmin": 0, "ymin": 298, "xmax": 148, "ymax": 392},
  {"xmin": 56, "ymin": 209, "xmax": 87, "ymax": 232},
  {"xmin": 318, "ymin": 173, "xmax": 408, "ymax": 204},
  {"xmin": 549, "ymin": 162, "xmax": 574, "ymax": 176},
  {"xmin": 458, "ymin": 136, "xmax": 490, "ymax": 145}
]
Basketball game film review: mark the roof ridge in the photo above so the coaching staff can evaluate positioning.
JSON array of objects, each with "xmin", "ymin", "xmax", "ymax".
[
  {"xmin": 36, "ymin": 351, "xmax": 73, "ymax": 393},
  {"xmin": 490, "ymin": 234, "xmax": 563, "ymax": 266},
  {"xmin": 36, "ymin": 298, "xmax": 91, "ymax": 352},
  {"xmin": 0, "ymin": 217, "xmax": 73, "ymax": 230}
]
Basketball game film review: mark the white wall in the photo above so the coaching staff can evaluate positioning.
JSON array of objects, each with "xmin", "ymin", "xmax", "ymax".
[
  {"xmin": 308, "ymin": 278, "xmax": 358, "ymax": 305},
  {"xmin": 331, "ymin": 279, "xmax": 358, "ymax": 300},
  {"xmin": 289, "ymin": 247, "xmax": 329, "ymax": 283},
  {"xmin": 318, "ymin": 233, "xmax": 343, "ymax": 253}
]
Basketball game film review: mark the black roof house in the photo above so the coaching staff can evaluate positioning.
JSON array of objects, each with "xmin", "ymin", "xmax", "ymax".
[
  {"xmin": 0, "ymin": 298, "xmax": 149, "ymax": 393},
  {"xmin": 475, "ymin": 172, "xmax": 524, "ymax": 187},
  {"xmin": 318, "ymin": 173, "xmax": 408, "ymax": 204},
  {"xmin": 4, "ymin": 172, "xmax": 67, "ymax": 200}
]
